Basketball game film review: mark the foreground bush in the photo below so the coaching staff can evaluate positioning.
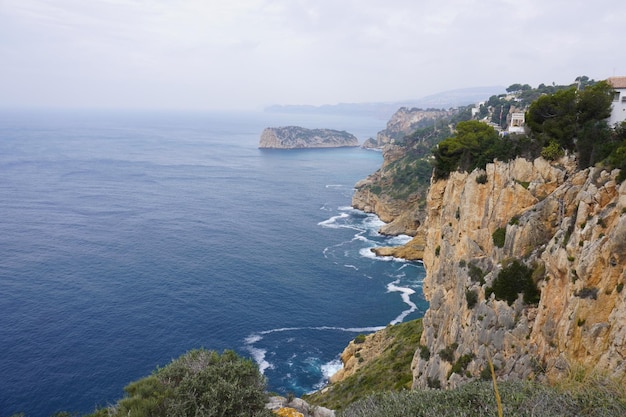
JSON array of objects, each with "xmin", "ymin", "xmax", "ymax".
[
  {"xmin": 90, "ymin": 349, "xmax": 272, "ymax": 417},
  {"xmin": 339, "ymin": 379, "xmax": 626, "ymax": 417}
]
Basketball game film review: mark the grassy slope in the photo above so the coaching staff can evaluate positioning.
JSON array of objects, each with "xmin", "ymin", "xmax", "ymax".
[{"xmin": 305, "ymin": 319, "xmax": 423, "ymax": 411}]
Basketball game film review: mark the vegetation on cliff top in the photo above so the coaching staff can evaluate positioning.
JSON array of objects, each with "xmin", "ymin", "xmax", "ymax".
[{"xmin": 433, "ymin": 79, "xmax": 626, "ymax": 180}]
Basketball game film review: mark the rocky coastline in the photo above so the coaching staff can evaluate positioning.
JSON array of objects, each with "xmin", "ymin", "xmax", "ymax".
[{"xmin": 347, "ymin": 152, "xmax": 626, "ymax": 390}]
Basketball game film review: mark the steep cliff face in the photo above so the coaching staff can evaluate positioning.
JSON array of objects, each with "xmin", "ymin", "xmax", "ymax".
[
  {"xmin": 362, "ymin": 107, "xmax": 453, "ymax": 149},
  {"xmin": 259, "ymin": 126, "xmax": 358, "ymax": 149},
  {"xmin": 412, "ymin": 156, "xmax": 626, "ymax": 389},
  {"xmin": 352, "ymin": 146, "xmax": 427, "ymax": 259}
]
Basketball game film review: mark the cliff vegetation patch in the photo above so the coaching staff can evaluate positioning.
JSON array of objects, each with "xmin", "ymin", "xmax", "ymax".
[{"xmin": 486, "ymin": 259, "xmax": 540, "ymax": 306}]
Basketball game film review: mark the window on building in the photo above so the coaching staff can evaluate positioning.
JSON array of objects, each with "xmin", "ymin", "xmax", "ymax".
[{"xmin": 614, "ymin": 92, "xmax": 621, "ymax": 101}]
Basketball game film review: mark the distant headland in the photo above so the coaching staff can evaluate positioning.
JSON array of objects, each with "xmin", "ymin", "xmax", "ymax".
[{"xmin": 259, "ymin": 126, "xmax": 359, "ymax": 149}]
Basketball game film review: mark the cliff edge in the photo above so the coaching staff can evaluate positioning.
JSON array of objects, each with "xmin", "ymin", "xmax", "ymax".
[
  {"xmin": 412, "ymin": 156, "xmax": 626, "ymax": 389},
  {"xmin": 259, "ymin": 126, "xmax": 358, "ymax": 149}
]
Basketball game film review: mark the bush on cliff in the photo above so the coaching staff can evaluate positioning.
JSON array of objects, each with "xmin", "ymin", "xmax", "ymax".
[
  {"xmin": 486, "ymin": 259, "xmax": 540, "ymax": 306},
  {"xmin": 89, "ymin": 349, "xmax": 272, "ymax": 417}
]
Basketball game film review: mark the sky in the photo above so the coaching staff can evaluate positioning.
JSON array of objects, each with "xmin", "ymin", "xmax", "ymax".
[{"xmin": 1, "ymin": 0, "xmax": 625, "ymax": 111}]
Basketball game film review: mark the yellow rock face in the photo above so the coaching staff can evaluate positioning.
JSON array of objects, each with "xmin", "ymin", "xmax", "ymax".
[
  {"xmin": 273, "ymin": 407, "xmax": 304, "ymax": 417},
  {"xmin": 412, "ymin": 156, "xmax": 626, "ymax": 389}
]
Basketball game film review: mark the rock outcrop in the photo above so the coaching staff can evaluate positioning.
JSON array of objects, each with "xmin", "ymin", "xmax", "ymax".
[
  {"xmin": 411, "ymin": 156, "xmax": 626, "ymax": 389},
  {"xmin": 352, "ymin": 144, "xmax": 427, "ymax": 237},
  {"xmin": 362, "ymin": 107, "xmax": 453, "ymax": 149},
  {"xmin": 259, "ymin": 126, "xmax": 358, "ymax": 149},
  {"xmin": 267, "ymin": 396, "xmax": 335, "ymax": 417}
]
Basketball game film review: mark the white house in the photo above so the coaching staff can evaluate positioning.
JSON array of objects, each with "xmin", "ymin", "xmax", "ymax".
[
  {"xmin": 508, "ymin": 112, "xmax": 525, "ymax": 134},
  {"xmin": 608, "ymin": 76, "xmax": 626, "ymax": 127}
]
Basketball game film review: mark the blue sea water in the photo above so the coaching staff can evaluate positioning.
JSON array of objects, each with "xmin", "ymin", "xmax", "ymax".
[{"xmin": 0, "ymin": 109, "xmax": 428, "ymax": 417}]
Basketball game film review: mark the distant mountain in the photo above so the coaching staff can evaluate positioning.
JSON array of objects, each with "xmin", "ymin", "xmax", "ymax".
[{"xmin": 264, "ymin": 86, "xmax": 505, "ymax": 119}]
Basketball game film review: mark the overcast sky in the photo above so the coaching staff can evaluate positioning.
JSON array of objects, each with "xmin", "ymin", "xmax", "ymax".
[{"xmin": 1, "ymin": 0, "xmax": 625, "ymax": 110}]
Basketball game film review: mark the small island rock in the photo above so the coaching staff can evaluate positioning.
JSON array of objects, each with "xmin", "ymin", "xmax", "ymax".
[{"xmin": 259, "ymin": 126, "xmax": 359, "ymax": 149}]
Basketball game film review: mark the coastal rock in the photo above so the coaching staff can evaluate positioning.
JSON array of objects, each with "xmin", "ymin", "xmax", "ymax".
[
  {"xmin": 412, "ymin": 156, "xmax": 626, "ymax": 389},
  {"xmin": 259, "ymin": 126, "xmax": 358, "ymax": 149},
  {"xmin": 363, "ymin": 107, "xmax": 454, "ymax": 149},
  {"xmin": 352, "ymin": 144, "xmax": 427, "ymax": 237},
  {"xmin": 371, "ymin": 232, "xmax": 425, "ymax": 260},
  {"xmin": 329, "ymin": 330, "xmax": 390, "ymax": 384},
  {"xmin": 266, "ymin": 396, "xmax": 335, "ymax": 417}
]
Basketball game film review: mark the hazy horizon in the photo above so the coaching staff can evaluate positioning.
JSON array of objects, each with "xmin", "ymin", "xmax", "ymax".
[{"xmin": 2, "ymin": 1, "xmax": 625, "ymax": 111}]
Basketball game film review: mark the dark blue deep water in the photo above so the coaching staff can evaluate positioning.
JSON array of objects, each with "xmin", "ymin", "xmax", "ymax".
[{"xmin": 0, "ymin": 110, "xmax": 427, "ymax": 417}]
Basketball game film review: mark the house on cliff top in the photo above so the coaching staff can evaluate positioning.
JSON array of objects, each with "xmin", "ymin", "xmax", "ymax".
[{"xmin": 608, "ymin": 76, "xmax": 626, "ymax": 126}]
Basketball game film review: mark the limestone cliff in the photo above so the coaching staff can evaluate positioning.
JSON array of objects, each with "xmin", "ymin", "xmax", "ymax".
[
  {"xmin": 412, "ymin": 156, "xmax": 626, "ymax": 389},
  {"xmin": 362, "ymin": 107, "xmax": 454, "ymax": 149},
  {"xmin": 259, "ymin": 126, "xmax": 358, "ymax": 149}
]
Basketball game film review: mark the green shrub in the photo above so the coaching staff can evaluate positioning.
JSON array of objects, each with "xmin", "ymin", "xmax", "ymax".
[
  {"xmin": 485, "ymin": 259, "xmax": 540, "ymax": 306},
  {"xmin": 576, "ymin": 287, "xmax": 598, "ymax": 300},
  {"xmin": 508, "ymin": 215, "xmax": 520, "ymax": 226},
  {"xmin": 465, "ymin": 289, "xmax": 478, "ymax": 309},
  {"xmin": 426, "ymin": 377, "xmax": 442, "ymax": 389},
  {"xmin": 476, "ymin": 173, "xmax": 488, "ymax": 184},
  {"xmin": 419, "ymin": 345, "xmax": 431, "ymax": 361},
  {"xmin": 449, "ymin": 353, "xmax": 475, "ymax": 377},
  {"xmin": 435, "ymin": 245, "xmax": 441, "ymax": 256},
  {"xmin": 438, "ymin": 343, "xmax": 458, "ymax": 363},
  {"xmin": 492, "ymin": 227, "xmax": 506, "ymax": 248},
  {"xmin": 541, "ymin": 140, "xmax": 564, "ymax": 160},
  {"xmin": 617, "ymin": 283, "xmax": 624, "ymax": 293},
  {"xmin": 468, "ymin": 263, "xmax": 486, "ymax": 285},
  {"xmin": 354, "ymin": 334, "xmax": 367, "ymax": 344},
  {"xmin": 89, "ymin": 349, "xmax": 271, "ymax": 417}
]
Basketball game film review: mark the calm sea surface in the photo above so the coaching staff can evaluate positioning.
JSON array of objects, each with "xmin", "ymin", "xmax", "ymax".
[{"xmin": 0, "ymin": 110, "xmax": 427, "ymax": 417}]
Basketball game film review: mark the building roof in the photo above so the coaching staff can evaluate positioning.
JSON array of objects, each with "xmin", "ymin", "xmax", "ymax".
[{"xmin": 607, "ymin": 76, "xmax": 626, "ymax": 89}]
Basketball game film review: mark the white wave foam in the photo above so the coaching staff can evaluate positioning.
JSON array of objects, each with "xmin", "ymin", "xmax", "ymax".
[
  {"xmin": 344, "ymin": 264, "xmax": 358, "ymax": 271},
  {"xmin": 318, "ymin": 212, "xmax": 349, "ymax": 228},
  {"xmin": 325, "ymin": 184, "xmax": 344, "ymax": 188},
  {"xmin": 245, "ymin": 343, "xmax": 272, "ymax": 374},
  {"xmin": 244, "ymin": 333, "xmax": 263, "ymax": 344},
  {"xmin": 387, "ymin": 280, "xmax": 418, "ymax": 325},
  {"xmin": 387, "ymin": 234, "xmax": 413, "ymax": 245},
  {"xmin": 359, "ymin": 247, "xmax": 393, "ymax": 261},
  {"xmin": 321, "ymin": 358, "xmax": 343, "ymax": 380}
]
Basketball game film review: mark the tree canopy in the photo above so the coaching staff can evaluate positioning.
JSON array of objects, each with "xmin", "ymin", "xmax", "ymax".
[{"xmin": 526, "ymin": 81, "xmax": 614, "ymax": 168}]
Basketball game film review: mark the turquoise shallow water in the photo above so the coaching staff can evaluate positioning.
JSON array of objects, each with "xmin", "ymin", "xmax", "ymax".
[{"xmin": 0, "ymin": 110, "xmax": 427, "ymax": 416}]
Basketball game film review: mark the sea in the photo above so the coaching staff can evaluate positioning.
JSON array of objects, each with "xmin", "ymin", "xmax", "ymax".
[{"xmin": 0, "ymin": 109, "xmax": 428, "ymax": 417}]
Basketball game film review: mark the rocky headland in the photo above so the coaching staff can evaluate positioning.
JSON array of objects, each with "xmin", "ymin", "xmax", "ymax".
[
  {"xmin": 362, "ymin": 107, "xmax": 454, "ymax": 149},
  {"xmin": 259, "ymin": 126, "xmax": 359, "ymax": 149}
]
